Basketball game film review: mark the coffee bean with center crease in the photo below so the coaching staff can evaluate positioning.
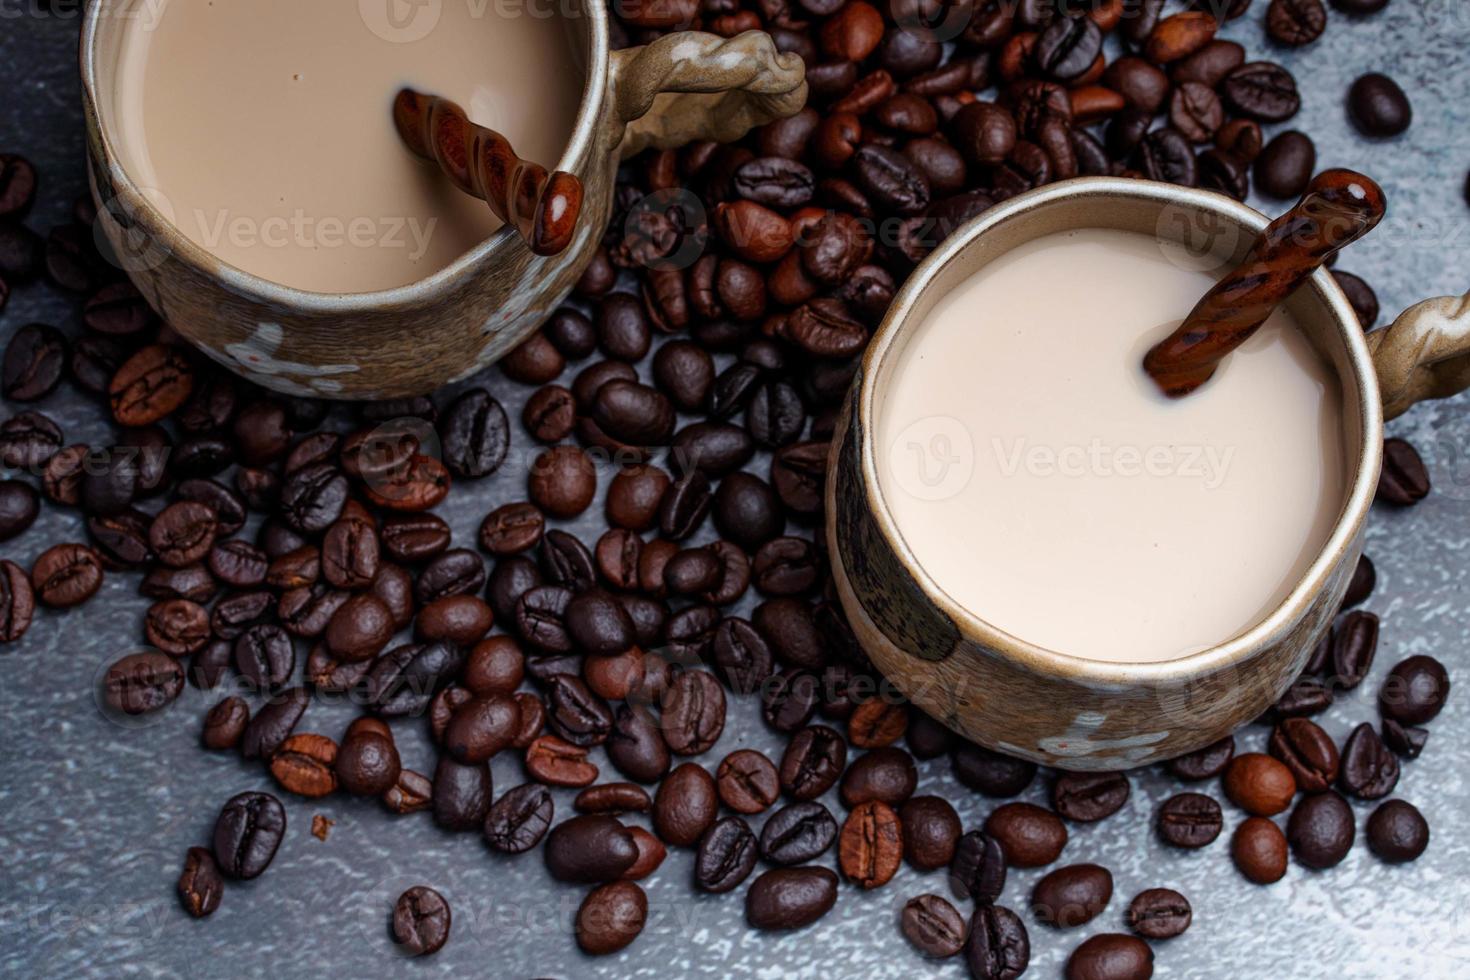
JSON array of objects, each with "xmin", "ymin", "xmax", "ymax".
[
  {"xmin": 734, "ymin": 157, "xmax": 815, "ymax": 208},
  {"xmin": 948, "ymin": 829, "xmax": 1008, "ymax": 902},
  {"xmin": 438, "ymin": 388, "xmax": 509, "ymax": 478},
  {"xmin": 953, "ymin": 742, "xmax": 1037, "ymax": 797},
  {"xmin": 1127, "ymin": 888, "xmax": 1192, "ymax": 939},
  {"xmin": 1052, "ymin": 771, "xmax": 1130, "ymax": 822},
  {"xmin": 715, "ymin": 749, "xmax": 779, "ymax": 814},
  {"xmin": 1032, "ymin": 863, "xmax": 1113, "ymax": 928},
  {"xmin": 525, "ymin": 733, "xmax": 599, "ymax": 787},
  {"xmin": 965, "ymin": 904, "xmax": 1031, "ymax": 980},
  {"xmin": 1367, "ymin": 799, "xmax": 1429, "ymax": 863},
  {"xmin": 1287, "ymin": 790, "xmax": 1355, "ymax": 868},
  {"xmin": 1035, "ymin": 12, "xmax": 1101, "ymax": 82},
  {"xmin": 177, "ymin": 846, "xmax": 224, "ymax": 919},
  {"xmin": 414, "ymin": 548, "xmax": 486, "ymax": 604},
  {"xmin": 1267, "ymin": 0, "xmax": 1327, "ymax": 46},
  {"xmin": 515, "ymin": 585, "xmax": 573, "ymax": 652},
  {"xmin": 696, "ymin": 816, "xmax": 759, "ymax": 893},
  {"xmin": 391, "ymin": 886, "xmax": 451, "ymax": 957},
  {"xmin": 607, "ymin": 703, "xmax": 670, "ymax": 784},
  {"xmin": 901, "ymin": 893, "xmax": 966, "ymax": 958},
  {"xmin": 241, "ymin": 687, "xmax": 309, "ymax": 759},
  {"xmin": 270, "ymin": 732, "xmax": 338, "ymax": 798},
  {"xmin": 3, "ymin": 323, "xmax": 67, "ymax": 402},
  {"xmin": 1331, "ymin": 610, "xmax": 1379, "ymax": 688},
  {"xmin": 144, "ymin": 598, "xmax": 210, "ymax": 656},
  {"xmin": 1169, "ymin": 735, "xmax": 1235, "ymax": 780},
  {"xmin": 745, "ymin": 866, "xmax": 839, "ymax": 931},
  {"xmin": 212, "ymin": 791, "xmax": 286, "ymax": 879},
  {"xmin": 1379, "ymin": 655, "xmax": 1450, "ymax": 725},
  {"xmin": 711, "ymin": 618, "xmax": 774, "ymax": 695},
  {"xmin": 32, "ymin": 543, "xmax": 104, "ymax": 607},
  {"xmin": 839, "ymin": 799, "xmax": 903, "ymax": 889},
  {"xmin": 1156, "ymin": 793, "xmax": 1223, "ymax": 848},
  {"xmin": 660, "ymin": 670, "xmax": 725, "ymax": 755},
  {"xmin": 780, "ymin": 725, "xmax": 847, "ymax": 801},
  {"xmin": 759, "ymin": 801, "xmax": 838, "ymax": 866},
  {"xmin": 366, "ymin": 641, "xmax": 465, "ymax": 717},
  {"xmin": 1065, "ymin": 933, "xmax": 1153, "ymax": 980},
  {"xmin": 103, "ymin": 651, "xmax": 184, "ymax": 715},
  {"xmin": 545, "ymin": 814, "xmax": 638, "ymax": 882},
  {"xmin": 484, "ymin": 783, "xmax": 555, "ymax": 853},
  {"xmin": 1269, "ymin": 718, "xmax": 1340, "ymax": 792},
  {"xmin": 0, "ymin": 560, "xmax": 35, "ymax": 643},
  {"xmin": 1222, "ymin": 62, "xmax": 1301, "ymax": 121},
  {"xmin": 653, "ymin": 762, "xmax": 718, "ymax": 847},
  {"xmin": 1340, "ymin": 722, "xmax": 1400, "ymax": 798},
  {"xmin": 479, "ymin": 502, "xmax": 545, "ymax": 557}
]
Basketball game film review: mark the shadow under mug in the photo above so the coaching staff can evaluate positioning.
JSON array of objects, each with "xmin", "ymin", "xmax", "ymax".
[
  {"xmin": 79, "ymin": 0, "xmax": 806, "ymax": 399},
  {"xmin": 827, "ymin": 177, "xmax": 1470, "ymax": 772}
]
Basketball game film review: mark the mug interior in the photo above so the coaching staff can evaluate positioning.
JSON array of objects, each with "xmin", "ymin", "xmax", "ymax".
[
  {"xmin": 860, "ymin": 178, "xmax": 1381, "ymax": 681},
  {"xmin": 81, "ymin": 0, "xmax": 609, "ymax": 303}
]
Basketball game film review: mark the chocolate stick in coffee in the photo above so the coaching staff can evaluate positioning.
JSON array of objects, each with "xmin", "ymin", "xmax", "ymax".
[
  {"xmin": 392, "ymin": 88, "xmax": 583, "ymax": 257},
  {"xmin": 1143, "ymin": 169, "xmax": 1386, "ymax": 398}
]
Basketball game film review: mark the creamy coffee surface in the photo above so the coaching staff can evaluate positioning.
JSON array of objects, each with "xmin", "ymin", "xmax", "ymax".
[
  {"xmin": 876, "ymin": 229, "xmax": 1346, "ymax": 663},
  {"xmin": 112, "ymin": 0, "xmax": 582, "ymax": 292}
]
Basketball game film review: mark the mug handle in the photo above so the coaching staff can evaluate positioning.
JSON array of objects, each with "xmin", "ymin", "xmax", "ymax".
[
  {"xmin": 609, "ymin": 30, "xmax": 808, "ymax": 160},
  {"xmin": 1367, "ymin": 291, "xmax": 1470, "ymax": 420}
]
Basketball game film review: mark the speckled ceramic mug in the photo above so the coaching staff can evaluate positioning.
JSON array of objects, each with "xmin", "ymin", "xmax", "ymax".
[
  {"xmin": 827, "ymin": 178, "xmax": 1470, "ymax": 771},
  {"xmin": 79, "ymin": 1, "xmax": 806, "ymax": 399}
]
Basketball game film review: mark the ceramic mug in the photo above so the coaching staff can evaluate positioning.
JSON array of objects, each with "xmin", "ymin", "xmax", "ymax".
[
  {"xmin": 79, "ymin": 1, "xmax": 806, "ymax": 399},
  {"xmin": 827, "ymin": 177, "xmax": 1470, "ymax": 771}
]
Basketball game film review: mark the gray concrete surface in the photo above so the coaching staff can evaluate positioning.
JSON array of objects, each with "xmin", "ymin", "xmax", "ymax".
[{"xmin": 2, "ymin": 3, "xmax": 1468, "ymax": 977}]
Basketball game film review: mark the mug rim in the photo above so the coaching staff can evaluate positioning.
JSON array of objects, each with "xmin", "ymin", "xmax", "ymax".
[
  {"xmin": 78, "ymin": 0, "xmax": 611, "ymax": 306},
  {"xmin": 856, "ymin": 176, "xmax": 1384, "ymax": 685}
]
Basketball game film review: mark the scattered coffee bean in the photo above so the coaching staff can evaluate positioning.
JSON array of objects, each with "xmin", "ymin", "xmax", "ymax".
[
  {"xmin": 212, "ymin": 791, "xmax": 286, "ymax": 879},
  {"xmin": 1065, "ymin": 933, "xmax": 1154, "ymax": 980},
  {"xmin": 1366, "ymin": 799, "xmax": 1429, "ymax": 863},
  {"xmin": 392, "ymin": 886, "xmax": 451, "ymax": 956},
  {"xmin": 1157, "ymin": 793, "xmax": 1224, "ymax": 849},
  {"xmin": 1127, "ymin": 887, "xmax": 1191, "ymax": 939},
  {"xmin": 1286, "ymin": 790, "xmax": 1355, "ymax": 868}
]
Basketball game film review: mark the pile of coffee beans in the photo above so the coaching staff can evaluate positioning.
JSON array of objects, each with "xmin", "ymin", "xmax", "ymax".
[{"xmin": 0, "ymin": 0, "xmax": 1458, "ymax": 974}]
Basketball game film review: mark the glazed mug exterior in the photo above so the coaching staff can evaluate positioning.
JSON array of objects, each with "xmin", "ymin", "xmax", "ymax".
[
  {"xmin": 79, "ymin": 0, "xmax": 807, "ymax": 399},
  {"xmin": 827, "ymin": 177, "xmax": 1470, "ymax": 771}
]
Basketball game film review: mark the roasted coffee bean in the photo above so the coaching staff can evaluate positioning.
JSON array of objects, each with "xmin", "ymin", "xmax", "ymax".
[
  {"xmin": 1269, "ymin": 718, "xmax": 1340, "ymax": 792},
  {"xmin": 528, "ymin": 446, "xmax": 597, "ymax": 519},
  {"xmin": 840, "ymin": 746, "xmax": 917, "ymax": 809},
  {"xmin": 0, "ymin": 222, "xmax": 42, "ymax": 283},
  {"xmin": 1232, "ymin": 816, "xmax": 1289, "ymax": 884},
  {"xmin": 1255, "ymin": 130, "xmax": 1316, "ymax": 198},
  {"xmin": 207, "ymin": 540, "xmax": 268, "ymax": 589},
  {"xmin": 745, "ymin": 866, "xmax": 838, "ymax": 931},
  {"xmin": 40, "ymin": 444, "xmax": 87, "ymax": 506},
  {"xmin": 381, "ymin": 513, "xmax": 451, "ymax": 563},
  {"xmin": 541, "ymin": 673, "xmax": 611, "ymax": 747},
  {"xmin": 383, "ymin": 768, "xmax": 434, "ymax": 814},
  {"xmin": 32, "ymin": 543, "xmax": 104, "ymax": 607},
  {"xmin": 1331, "ymin": 610, "xmax": 1379, "ymax": 688},
  {"xmin": 416, "ymin": 594, "xmax": 493, "ymax": 646},
  {"xmin": 1349, "ymin": 72, "xmax": 1412, "ymax": 136},
  {"xmin": 201, "ymin": 696, "xmax": 249, "ymax": 750},
  {"xmin": 87, "ymin": 510, "xmax": 154, "ymax": 570},
  {"xmin": 109, "ymin": 344, "xmax": 195, "ymax": 427},
  {"xmin": 754, "ymin": 801, "xmax": 835, "ymax": 868},
  {"xmin": 485, "ymin": 558, "xmax": 539, "ymax": 627},
  {"xmin": 103, "ymin": 651, "xmax": 184, "ymax": 715},
  {"xmin": 948, "ymin": 829, "xmax": 1008, "ymax": 903},
  {"xmin": 892, "ymin": 795, "xmax": 960, "ymax": 872},
  {"xmin": 1339, "ymin": 722, "xmax": 1400, "ymax": 799},
  {"xmin": 545, "ymin": 307, "xmax": 597, "ymax": 359},
  {"xmin": 1127, "ymin": 888, "xmax": 1191, "ymax": 939},
  {"xmin": 3, "ymin": 323, "xmax": 67, "ymax": 401},
  {"xmin": 177, "ymin": 846, "xmax": 224, "ymax": 919},
  {"xmin": 365, "ymin": 640, "xmax": 465, "ymax": 717},
  {"xmin": 1379, "ymin": 655, "xmax": 1450, "ymax": 725},
  {"xmin": 212, "ymin": 791, "xmax": 286, "ymax": 879},
  {"xmin": 1223, "ymin": 752, "xmax": 1298, "ymax": 816},
  {"xmin": 431, "ymin": 756, "xmax": 493, "ymax": 832},
  {"xmin": 1222, "ymin": 62, "xmax": 1301, "ymax": 121},
  {"xmin": 443, "ymin": 694, "xmax": 519, "ymax": 764},
  {"xmin": 761, "ymin": 668, "xmax": 819, "ymax": 733},
  {"xmin": 141, "ymin": 563, "xmax": 215, "ymax": 603},
  {"xmin": 485, "ymin": 783, "xmax": 555, "ymax": 853},
  {"xmin": 779, "ymin": 725, "xmax": 847, "ymax": 801},
  {"xmin": 462, "ymin": 635, "xmax": 524, "ymax": 696},
  {"xmin": 696, "ymin": 816, "xmax": 759, "ymax": 893},
  {"xmin": 478, "ymin": 502, "xmax": 545, "ymax": 556},
  {"xmin": 574, "ymin": 782, "xmax": 651, "ymax": 815},
  {"xmin": 985, "ymin": 802, "xmax": 1067, "ymax": 867},
  {"xmin": 144, "ymin": 599, "xmax": 211, "ymax": 656},
  {"xmin": 438, "ymin": 388, "xmax": 509, "ymax": 478},
  {"xmin": 414, "ymin": 548, "xmax": 486, "ymax": 604},
  {"xmin": 1367, "ymin": 799, "xmax": 1429, "ymax": 863},
  {"xmin": 838, "ymin": 800, "xmax": 902, "ymax": 889},
  {"xmin": 1065, "ymin": 933, "xmax": 1153, "ymax": 980},
  {"xmin": 269, "ymin": 732, "xmax": 338, "ymax": 798},
  {"xmin": 546, "ymin": 814, "xmax": 638, "ymax": 882},
  {"xmin": 965, "ymin": 904, "xmax": 1031, "ymax": 980},
  {"xmin": 1331, "ymin": 271, "xmax": 1380, "ymax": 330},
  {"xmin": 0, "ymin": 154, "xmax": 38, "ymax": 218},
  {"xmin": 902, "ymin": 894, "xmax": 966, "ymax": 958},
  {"xmin": 653, "ymin": 762, "xmax": 718, "ymax": 847},
  {"xmin": 1032, "ymin": 863, "xmax": 1113, "ymax": 928},
  {"xmin": 1267, "ymin": 0, "xmax": 1326, "ymax": 45},
  {"xmin": 1051, "ymin": 771, "xmax": 1130, "ymax": 823},
  {"xmin": 597, "ymin": 293, "xmax": 653, "ymax": 362},
  {"xmin": 1287, "ymin": 790, "xmax": 1355, "ymax": 868},
  {"xmin": 277, "ymin": 462, "xmax": 348, "ymax": 534},
  {"xmin": 953, "ymin": 742, "xmax": 1037, "ymax": 797},
  {"xmin": 241, "ymin": 687, "xmax": 309, "ymax": 759},
  {"xmin": 0, "ymin": 480, "xmax": 39, "ymax": 542},
  {"xmin": 335, "ymin": 729, "xmax": 401, "ymax": 796},
  {"xmin": 320, "ymin": 516, "xmax": 379, "ymax": 590},
  {"xmin": 734, "ymin": 157, "xmax": 815, "ymax": 208},
  {"xmin": 0, "ymin": 416, "xmax": 65, "ymax": 479},
  {"xmin": 1156, "ymin": 793, "xmax": 1223, "ymax": 849},
  {"xmin": 650, "ymin": 342, "xmax": 714, "ymax": 413},
  {"xmin": 500, "ymin": 331, "xmax": 564, "ymax": 384},
  {"xmin": 278, "ymin": 584, "xmax": 349, "ymax": 639},
  {"xmin": 1381, "ymin": 717, "xmax": 1428, "ymax": 759},
  {"xmin": 1137, "ymin": 127, "xmax": 1198, "ymax": 186},
  {"xmin": 575, "ymin": 880, "xmax": 647, "ymax": 956},
  {"xmin": 1378, "ymin": 437, "xmax": 1430, "ymax": 505},
  {"xmin": 672, "ymin": 422, "xmax": 755, "ymax": 477},
  {"xmin": 513, "ymin": 584, "xmax": 572, "ymax": 653},
  {"xmin": 845, "ymin": 699, "xmax": 905, "ymax": 750},
  {"xmin": 753, "ymin": 597, "xmax": 827, "ymax": 670},
  {"xmin": 391, "ymin": 886, "xmax": 451, "ymax": 957},
  {"xmin": 323, "ymin": 593, "xmax": 395, "ymax": 662},
  {"xmin": 525, "ymin": 733, "xmax": 600, "ymax": 787},
  {"xmin": 711, "ymin": 750, "xmax": 780, "ymax": 816}
]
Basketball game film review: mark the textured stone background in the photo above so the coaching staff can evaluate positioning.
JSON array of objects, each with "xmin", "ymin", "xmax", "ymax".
[{"xmin": 2, "ymin": 3, "xmax": 1468, "ymax": 978}]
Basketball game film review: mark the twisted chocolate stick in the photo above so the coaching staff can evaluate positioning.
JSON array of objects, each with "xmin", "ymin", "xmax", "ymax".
[
  {"xmin": 393, "ymin": 89, "xmax": 583, "ymax": 257},
  {"xmin": 1144, "ymin": 169, "xmax": 1386, "ymax": 397}
]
